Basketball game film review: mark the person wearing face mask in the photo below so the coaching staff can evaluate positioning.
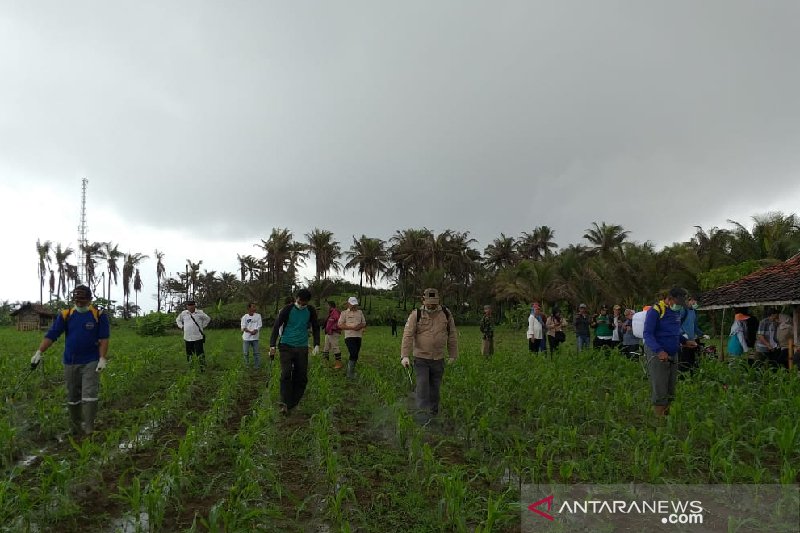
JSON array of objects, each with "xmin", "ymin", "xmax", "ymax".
[
  {"xmin": 269, "ymin": 288, "xmax": 320, "ymax": 415},
  {"xmin": 30, "ymin": 285, "xmax": 110, "ymax": 436},
  {"xmin": 642, "ymin": 287, "xmax": 695, "ymax": 417},
  {"xmin": 400, "ymin": 288, "xmax": 458, "ymax": 423},
  {"xmin": 678, "ymin": 296, "xmax": 705, "ymax": 372}
]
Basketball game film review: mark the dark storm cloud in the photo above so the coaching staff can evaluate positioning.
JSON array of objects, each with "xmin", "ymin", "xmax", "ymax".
[{"xmin": 2, "ymin": 0, "xmax": 799, "ymax": 252}]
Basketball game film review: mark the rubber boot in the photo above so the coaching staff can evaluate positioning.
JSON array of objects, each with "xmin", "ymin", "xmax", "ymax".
[
  {"xmin": 82, "ymin": 401, "xmax": 98, "ymax": 435},
  {"xmin": 346, "ymin": 360, "xmax": 356, "ymax": 380},
  {"xmin": 68, "ymin": 404, "xmax": 83, "ymax": 436}
]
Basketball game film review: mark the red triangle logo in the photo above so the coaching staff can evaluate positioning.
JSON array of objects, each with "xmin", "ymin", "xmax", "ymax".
[{"xmin": 528, "ymin": 494, "xmax": 555, "ymax": 521}]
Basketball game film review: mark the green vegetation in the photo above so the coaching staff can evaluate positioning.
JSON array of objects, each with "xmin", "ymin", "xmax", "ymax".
[{"xmin": 2, "ymin": 325, "xmax": 799, "ymax": 531}]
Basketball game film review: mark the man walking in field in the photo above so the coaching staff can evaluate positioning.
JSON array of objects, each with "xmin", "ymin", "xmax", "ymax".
[
  {"xmin": 643, "ymin": 287, "xmax": 696, "ymax": 417},
  {"xmin": 269, "ymin": 288, "xmax": 320, "ymax": 414},
  {"xmin": 479, "ymin": 305, "xmax": 494, "ymax": 356},
  {"xmin": 176, "ymin": 300, "xmax": 211, "ymax": 370},
  {"xmin": 241, "ymin": 302, "xmax": 262, "ymax": 370},
  {"xmin": 31, "ymin": 285, "xmax": 110, "ymax": 436},
  {"xmin": 401, "ymin": 288, "xmax": 458, "ymax": 422},
  {"xmin": 338, "ymin": 296, "xmax": 366, "ymax": 379}
]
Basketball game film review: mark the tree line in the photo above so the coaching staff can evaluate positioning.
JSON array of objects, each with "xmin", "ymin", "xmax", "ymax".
[{"xmin": 31, "ymin": 212, "xmax": 800, "ymax": 319}]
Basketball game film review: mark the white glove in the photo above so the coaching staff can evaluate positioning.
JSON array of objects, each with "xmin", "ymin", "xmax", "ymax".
[
  {"xmin": 96, "ymin": 357, "xmax": 108, "ymax": 372},
  {"xmin": 401, "ymin": 356, "xmax": 410, "ymax": 368},
  {"xmin": 702, "ymin": 335, "xmax": 710, "ymax": 340},
  {"xmin": 312, "ymin": 345, "xmax": 319, "ymax": 356},
  {"xmin": 448, "ymin": 357, "xmax": 456, "ymax": 364},
  {"xmin": 31, "ymin": 350, "xmax": 43, "ymax": 369}
]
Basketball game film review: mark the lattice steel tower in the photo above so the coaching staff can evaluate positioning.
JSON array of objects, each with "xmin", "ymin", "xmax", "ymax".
[{"xmin": 77, "ymin": 178, "xmax": 88, "ymax": 283}]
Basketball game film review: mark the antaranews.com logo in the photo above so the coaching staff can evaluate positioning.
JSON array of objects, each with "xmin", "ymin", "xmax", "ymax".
[
  {"xmin": 521, "ymin": 484, "xmax": 799, "ymax": 532},
  {"xmin": 527, "ymin": 493, "xmax": 703, "ymax": 526}
]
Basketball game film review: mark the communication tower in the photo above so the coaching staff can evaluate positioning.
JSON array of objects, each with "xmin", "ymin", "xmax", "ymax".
[{"xmin": 77, "ymin": 178, "xmax": 88, "ymax": 283}]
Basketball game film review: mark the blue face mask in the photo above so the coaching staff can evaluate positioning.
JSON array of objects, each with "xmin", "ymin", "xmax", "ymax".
[
  {"xmin": 74, "ymin": 305, "xmax": 90, "ymax": 313},
  {"xmin": 295, "ymin": 303, "xmax": 308, "ymax": 310},
  {"xmin": 670, "ymin": 304, "xmax": 683, "ymax": 312},
  {"xmin": 691, "ymin": 303, "xmax": 699, "ymax": 310}
]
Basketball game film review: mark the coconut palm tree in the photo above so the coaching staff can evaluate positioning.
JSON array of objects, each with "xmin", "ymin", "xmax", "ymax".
[
  {"xmin": 518, "ymin": 226, "xmax": 558, "ymax": 260},
  {"xmin": 583, "ymin": 222, "xmax": 630, "ymax": 258},
  {"xmin": 345, "ymin": 235, "xmax": 389, "ymax": 305},
  {"xmin": 54, "ymin": 244, "xmax": 75, "ymax": 300},
  {"xmin": 104, "ymin": 242, "xmax": 122, "ymax": 306},
  {"xmin": 133, "ymin": 268, "xmax": 143, "ymax": 315},
  {"xmin": 35, "ymin": 239, "xmax": 52, "ymax": 304},
  {"xmin": 689, "ymin": 226, "xmax": 732, "ymax": 271},
  {"xmin": 305, "ymin": 228, "xmax": 342, "ymax": 280},
  {"xmin": 155, "ymin": 249, "xmax": 166, "ymax": 312},
  {"xmin": 81, "ymin": 241, "xmax": 106, "ymax": 293},
  {"xmin": 185, "ymin": 259, "xmax": 202, "ymax": 300},
  {"xmin": 388, "ymin": 228, "xmax": 435, "ymax": 308},
  {"xmin": 484, "ymin": 234, "xmax": 519, "ymax": 272},
  {"xmin": 122, "ymin": 252, "xmax": 149, "ymax": 318}
]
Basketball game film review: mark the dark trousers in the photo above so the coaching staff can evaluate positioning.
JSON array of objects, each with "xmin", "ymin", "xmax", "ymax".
[
  {"xmin": 279, "ymin": 344, "xmax": 309, "ymax": 409},
  {"xmin": 345, "ymin": 337, "xmax": 362, "ymax": 361},
  {"xmin": 547, "ymin": 335, "xmax": 563, "ymax": 353},
  {"xmin": 414, "ymin": 358, "xmax": 445, "ymax": 415},
  {"xmin": 529, "ymin": 338, "xmax": 543, "ymax": 352},
  {"xmin": 679, "ymin": 345, "xmax": 698, "ymax": 372},
  {"xmin": 185, "ymin": 340, "xmax": 206, "ymax": 367}
]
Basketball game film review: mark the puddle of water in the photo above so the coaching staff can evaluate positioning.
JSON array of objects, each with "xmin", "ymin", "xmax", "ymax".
[
  {"xmin": 110, "ymin": 511, "xmax": 149, "ymax": 533},
  {"xmin": 118, "ymin": 422, "xmax": 159, "ymax": 451},
  {"xmin": 501, "ymin": 467, "xmax": 520, "ymax": 486}
]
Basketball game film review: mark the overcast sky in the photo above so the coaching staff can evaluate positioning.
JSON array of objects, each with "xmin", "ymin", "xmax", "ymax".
[{"xmin": 2, "ymin": 1, "xmax": 799, "ymax": 312}]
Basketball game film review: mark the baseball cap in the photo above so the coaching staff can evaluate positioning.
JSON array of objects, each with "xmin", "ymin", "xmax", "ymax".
[
  {"xmin": 422, "ymin": 288, "xmax": 440, "ymax": 305},
  {"xmin": 73, "ymin": 285, "xmax": 92, "ymax": 299},
  {"xmin": 186, "ymin": 300, "xmax": 196, "ymax": 306},
  {"xmin": 579, "ymin": 303, "xmax": 587, "ymax": 308},
  {"xmin": 668, "ymin": 287, "xmax": 687, "ymax": 306},
  {"xmin": 347, "ymin": 296, "xmax": 359, "ymax": 306}
]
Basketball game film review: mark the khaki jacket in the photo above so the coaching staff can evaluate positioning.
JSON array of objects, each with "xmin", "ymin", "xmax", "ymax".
[
  {"xmin": 401, "ymin": 306, "xmax": 458, "ymax": 360},
  {"xmin": 338, "ymin": 308, "xmax": 366, "ymax": 338}
]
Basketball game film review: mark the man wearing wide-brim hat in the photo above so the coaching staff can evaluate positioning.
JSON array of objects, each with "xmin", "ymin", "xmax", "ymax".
[{"xmin": 400, "ymin": 288, "xmax": 458, "ymax": 422}]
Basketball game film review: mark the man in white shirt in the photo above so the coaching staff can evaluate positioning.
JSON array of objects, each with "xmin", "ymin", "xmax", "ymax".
[
  {"xmin": 176, "ymin": 300, "xmax": 211, "ymax": 370},
  {"xmin": 241, "ymin": 302, "xmax": 263, "ymax": 369}
]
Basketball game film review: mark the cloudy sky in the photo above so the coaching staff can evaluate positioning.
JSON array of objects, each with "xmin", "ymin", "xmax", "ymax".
[{"xmin": 2, "ymin": 1, "xmax": 799, "ymax": 311}]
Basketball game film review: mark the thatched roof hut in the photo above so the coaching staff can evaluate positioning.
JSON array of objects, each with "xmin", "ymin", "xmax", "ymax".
[{"xmin": 10, "ymin": 303, "xmax": 57, "ymax": 331}]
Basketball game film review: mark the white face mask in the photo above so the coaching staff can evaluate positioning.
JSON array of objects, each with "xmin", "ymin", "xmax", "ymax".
[{"xmin": 295, "ymin": 302, "xmax": 308, "ymax": 310}]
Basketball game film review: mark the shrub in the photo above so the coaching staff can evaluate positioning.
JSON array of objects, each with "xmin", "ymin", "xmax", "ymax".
[{"xmin": 135, "ymin": 312, "xmax": 177, "ymax": 336}]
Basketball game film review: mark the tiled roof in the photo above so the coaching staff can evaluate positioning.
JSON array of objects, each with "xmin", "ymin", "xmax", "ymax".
[
  {"xmin": 10, "ymin": 302, "xmax": 57, "ymax": 317},
  {"xmin": 698, "ymin": 254, "xmax": 800, "ymax": 309}
]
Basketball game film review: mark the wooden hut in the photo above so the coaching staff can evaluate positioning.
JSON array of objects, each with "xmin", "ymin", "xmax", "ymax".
[
  {"xmin": 10, "ymin": 303, "xmax": 57, "ymax": 331},
  {"xmin": 698, "ymin": 253, "xmax": 800, "ymax": 362}
]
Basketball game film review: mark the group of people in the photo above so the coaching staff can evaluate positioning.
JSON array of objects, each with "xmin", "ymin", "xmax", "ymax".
[
  {"xmin": 728, "ymin": 306, "xmax": 795, "ymax": 368},
  {"xmin": 191, "ymin": 286, "xmax": 456, "ymax": 419},
  {"xmin": 31, "ymin": 279, "xmax": 795, "ymax": 436}
]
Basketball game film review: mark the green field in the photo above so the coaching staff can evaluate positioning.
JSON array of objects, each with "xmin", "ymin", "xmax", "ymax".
[{"xmin": 2, "ymin": 325, "xmax": 799, "ymax": 532}]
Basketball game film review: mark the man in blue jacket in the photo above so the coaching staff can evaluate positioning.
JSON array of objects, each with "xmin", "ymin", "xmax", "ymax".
[
  {"xmin": 31, "ymin": 285, "xmax": 110, "ymax": 435},
  {"xmin": 643, "ymin": 287, "xmax": 695, "ymax": 417}
]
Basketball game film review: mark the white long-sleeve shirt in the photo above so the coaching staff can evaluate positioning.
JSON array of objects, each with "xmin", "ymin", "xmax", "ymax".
[
  {"xmin": 241, "ymin": 312, "xmax": 262, "ymax": 341},
  {"xmin": 177, "ymin": 310, "xmax": 211, "ymax": 341},
  {"xmin": 527, "ymin": 314, "xmax": 543, "ymax": 340}
]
